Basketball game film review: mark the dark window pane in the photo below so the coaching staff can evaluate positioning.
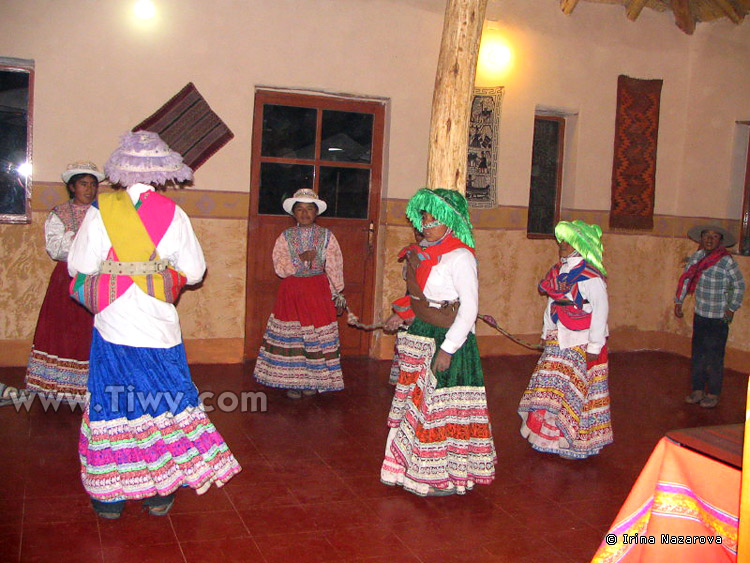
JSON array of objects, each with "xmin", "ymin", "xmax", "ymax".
[
  {"xmin": 319, "ymin": 166, "xmax": 370, "ymax": 218},
  {"xmin": 259, "ymin": 162, "xmax": 314, "ymax": 215},
  {"xmin": 261, "ymin": 105, "xmax": 317, "ymax": 159},
  {"xmin": 321, "ymin": 110, "xmax": 373, "ymax": 163},
  {"xmin": 527, "ymin": 117, "xmax": 562, "ymax": 236}
]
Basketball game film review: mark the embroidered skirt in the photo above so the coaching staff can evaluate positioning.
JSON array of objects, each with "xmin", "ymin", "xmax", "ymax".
[
  {"xmin": 253, "ymin": 274, "xmax": 343, "ymax": 392},
  {"xmin": 381, "ymin": 321, "xmax": 496, "ymax": 496},
  {"xmin": 26, "ymin": 261, "xmax": 93, "ymax": 401},
  {"xmin": 518, "ymin": 333, "xmax": 613, "ymax": 459},
  {"xmin": 80, "ymin": 330, "xmax": 241, "ymax": 502}
]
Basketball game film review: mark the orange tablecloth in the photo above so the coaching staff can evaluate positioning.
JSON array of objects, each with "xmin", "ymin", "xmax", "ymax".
[{"xmin": 591, "ymin": 437, "xmax": 740, "ymax": 562}]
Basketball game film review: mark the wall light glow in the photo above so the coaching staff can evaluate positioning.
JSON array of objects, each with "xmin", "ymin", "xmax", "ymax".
[
  {"xmin": 17, "ymin": 162, "xmax": 32, "ymax": 178},
  {"xmin": 134, "ymin": 0, "xmax": 156, "ymax": 20},
  {"xmin": 477, "ymin": 29, "xmax": 514, "ymax": 80}
]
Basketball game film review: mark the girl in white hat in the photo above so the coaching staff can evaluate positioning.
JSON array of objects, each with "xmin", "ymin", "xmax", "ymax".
[
  {"xmin": 24, "ymin": 161, "xmax": 103, "ymax": 403},
  {"xmin": 253, "ymin": 188, "xmax": 345, "ymax": 398}
]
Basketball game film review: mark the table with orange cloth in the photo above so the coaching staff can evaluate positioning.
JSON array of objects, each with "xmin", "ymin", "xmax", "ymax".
[{"xmin": 591, "ymin": 425, "xmax": 741, "ymax": 562}]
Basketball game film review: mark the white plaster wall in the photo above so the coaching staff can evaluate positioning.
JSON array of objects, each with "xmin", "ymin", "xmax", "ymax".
[
  {"xmin": 0, "ymin": 0, "xmax": 444, "ymax": 200},
  {"xmin": 477, "ymin": 0, "xmax": 750, "ymax": 219},
  {"xmin": 0, "ymin": 0, "xmax": 748, "ymax": 216}
]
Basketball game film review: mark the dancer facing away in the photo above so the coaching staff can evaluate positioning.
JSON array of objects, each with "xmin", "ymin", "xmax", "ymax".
[
  {"xmin": 518, "ymin": 220, "xmax": 613, "ymax": 459},
  {"xmin": 382, "ymin": 187, "xmax": 496, "ymax": 496},
  {"xmin": 253, "ymin": 188, "xmax": 345, "ymax": 399},
  {"xmin": 68, "ymin": 131, "xmax": 241, "ymax": 519},
  {"xmin": 675, "ymin": 224, "xmax": 744, "ymax": 409},
  {"xmin": 25, "ymin": 161, "xmax": 101, "ymax": 402}
]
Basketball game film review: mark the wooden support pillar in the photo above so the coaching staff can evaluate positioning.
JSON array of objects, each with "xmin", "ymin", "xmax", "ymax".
[
  {"xmin": 560, "ymin": 0, "xmax": 580, "ymax": 15},
  {"xmin": 672, "ymin": 0, "xmax": 696, "ymax": 35},
  {"xmin": 625, "ymin": 0, "xmax": 650, "ymax": 21},
  {"xmin": 426, "ymin": 0, "xmax": 488, "ymax": 194},
  {"xmin": 713, "ymin": 0, "xmax": 743, "ymax": 24}
]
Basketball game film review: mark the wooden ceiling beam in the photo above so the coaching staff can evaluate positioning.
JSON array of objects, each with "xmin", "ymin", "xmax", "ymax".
[
  {"xmin": 560, "ymin": 0, "xmax": 580, "ymax": 15},
  {"xmin": 711, "ymin": 0, "xmax": 743, "ymax": 23},
  {"xmin": 625, "ymin": 0, "xmax": 650, "ymax": 21},
  {"xmin": 672, "ymin": 0, "xmax": 696, "ymax": 34}
]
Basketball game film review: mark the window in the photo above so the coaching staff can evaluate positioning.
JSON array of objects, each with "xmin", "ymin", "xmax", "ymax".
[
  {"xmin": 734, "ymin": 121, "xmax": 750, "ymax": 255},
  {"xmin": 0, "ymin": 57, "xmax": 34, "ymax": 224},
  {"xmin": 256, "ymin": 100, "xmax": 375, "ymax": 218},
  {"xmin": 527, "ymin": 115, "xmax": 564, "ymax": 237}
]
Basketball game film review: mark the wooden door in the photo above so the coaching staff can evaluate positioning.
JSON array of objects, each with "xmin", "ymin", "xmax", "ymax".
[{"xmin": 244, "ymin": 90, "xmax": 385, "ymax": 358}]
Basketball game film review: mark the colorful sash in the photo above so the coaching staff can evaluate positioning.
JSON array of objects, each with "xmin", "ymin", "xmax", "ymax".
[
  {"xmin": 539, "ymin": 260, "xmax": 603, "ymax": 331},
  {"xmin": 70, "ymin": 191, "xmax": 187, "ymax": 314},
  {"xmin": 675, "ymin": 247, "xmax": 730, "ymax": 300},
  {"xmin": 392, "ymin": 234, "xmax": 474, "ymax": 322}
]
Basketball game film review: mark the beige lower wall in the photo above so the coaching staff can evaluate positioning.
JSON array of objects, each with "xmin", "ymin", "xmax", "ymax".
[{"xmin": 2, "ymin": 185, "xmax": 749, "ymax": 372}]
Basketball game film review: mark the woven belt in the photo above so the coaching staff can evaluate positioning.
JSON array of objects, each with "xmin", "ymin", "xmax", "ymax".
[{"xmin": 100, "ymin": 259, "xmax": 169, "ymax": 276}]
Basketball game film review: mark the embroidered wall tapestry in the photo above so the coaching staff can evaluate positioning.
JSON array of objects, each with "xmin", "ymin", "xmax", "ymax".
[
  {"xmin": 466, "ymin": 86, "xmax": 504, "ymax": 209},
  {"xmin": 609, "ymin": 75, "xmax": 663, "ymax": 230},
  {"xmin": 133, "ymin": 82, "xmax": 234, "ymax": 172}
]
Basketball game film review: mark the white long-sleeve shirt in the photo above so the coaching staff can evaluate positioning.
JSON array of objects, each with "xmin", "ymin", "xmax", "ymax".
[
  {"xmin": 45, "ymin": 213, "xmax": 75, "ymax": 261},
  {"xmin": 68, "ymin": 184, "xmax": 206, "ymax": 348},
  {"xmin": 422, "ymin": 247, "xmax": 478, "ymax": 355},
  {"xmin": 542, "ymin": 256, "xmax": 609, "ymax": 354}
]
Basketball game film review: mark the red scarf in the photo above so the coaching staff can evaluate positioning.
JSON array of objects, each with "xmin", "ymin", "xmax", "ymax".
[
  {"xmin": 539, "ymin": 260, "xmax": 603, "ymax": 331},
  {"xmin": 392, "ymin": 234, "xmax": 474, "ymax": 319},
  {"xmin": 675, "ymin": 247, "xmax": 729, "ymax": 299}
]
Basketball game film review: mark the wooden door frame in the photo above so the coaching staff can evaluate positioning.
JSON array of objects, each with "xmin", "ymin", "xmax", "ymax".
[{"xmin": 243, "ymin": 88, "xmax": 386, "ymax": 360}]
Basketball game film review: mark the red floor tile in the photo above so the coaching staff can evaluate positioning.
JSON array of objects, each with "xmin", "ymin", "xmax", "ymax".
[
  {"xmin": 102, "ymin": 542, "xmax": 185, "ymax": 563},
  {"xmin": 1, "ymin": 353, "xmax": 746, "ymax": 562},
  {"xmin": 22, "ymin": 494, "xmax": 99, "ymax": 526},
  {"xmin": 20, "ymin": 519, "xmax": 101, "ymax": 561},
  {"xmin": 252, "ymin": 531, "xmax": 342, "ymax": 563},
  {"xmin": 169, "ymin": 510, "xmax": 250, "ymax": 543},
  {"xmin": 98, "ymin": 507, "xmax": 179, "ymax": 550},
  {"xmin": 238, "ymin": 504, "xmax": 318, "ymax": 536},
  {"xmin": 181, "ymin": 537, "xmax": 264, "ymax": 563}
]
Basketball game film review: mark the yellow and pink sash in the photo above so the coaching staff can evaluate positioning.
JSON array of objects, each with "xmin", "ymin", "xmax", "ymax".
[{"xmin": 70, "ymin": 191, "xmax": 187, "ymax": 314}]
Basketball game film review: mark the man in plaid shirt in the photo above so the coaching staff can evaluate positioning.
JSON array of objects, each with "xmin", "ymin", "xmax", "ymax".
[{"xmin": 674, "ymin": 225, "xmax": 745, "ymax": 408}]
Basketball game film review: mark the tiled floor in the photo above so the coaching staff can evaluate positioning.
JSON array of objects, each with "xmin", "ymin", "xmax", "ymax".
[{"xmin": 0, "ymin": 351, "xmax": 746, "ymax": 562}]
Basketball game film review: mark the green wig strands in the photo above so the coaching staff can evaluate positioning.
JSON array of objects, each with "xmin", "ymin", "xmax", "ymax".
[
  {"xmin": 405, "ymin": 188, "xmax": 475, "ymax": 248},
  {"xmin": 555, "ymin": 220, "xmax": 607, "ymax": 276}
]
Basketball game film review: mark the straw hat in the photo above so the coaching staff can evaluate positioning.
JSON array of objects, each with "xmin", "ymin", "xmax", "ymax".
[
  {"xmin": 687, "ymin": 224, "xmax": 736, "ymax": 247},
  {"xmin": 104, "ymin": 130, "xmax": 192, "ymax": 187},
  {"xmin": 282, "ymin": 188, "xmax": 327, "ymax": 215},
  {"xmin": 61, "ymin": 161, "xmax": 105, "ymax": 184}
]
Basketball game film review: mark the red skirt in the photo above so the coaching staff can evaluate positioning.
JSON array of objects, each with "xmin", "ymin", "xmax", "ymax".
[
  {"xmin": 253, "ymin": 274, "xmax": 343, "ymax": 392},
  {"xmin": 25, "ymin": 261, "xmax": 94, "ymax": 399}
]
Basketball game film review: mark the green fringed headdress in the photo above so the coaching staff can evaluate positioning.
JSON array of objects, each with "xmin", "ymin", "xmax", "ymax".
[
  {"xmin": 405, "ymin": 188, "xmax": 475, "ymax": 248},
  {"xmin": 555, "ymin": 220, "xmax": 607, "ymax": 276}
]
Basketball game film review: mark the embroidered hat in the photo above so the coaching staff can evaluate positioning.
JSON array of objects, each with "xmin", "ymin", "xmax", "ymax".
[
  {"xmin": 555, "ymin": 220, "xmax": 607, "ymax": 275},
  {"xmin": 405, "ymin": 188, "xmax": 475, "ymax": 248},
  {"xmin": 687, "ymin": 224, "xmax": 736, "ymax": 247},
  {"xmin": 282, "ymin": 188, "xmax": 328, "ymax": 215},
  {"xmin": 61, "ymin": 161, "xmax": 105, "ymax": 184},
  {"xmin": 104, "ymin": 130, "xmax": 193, "ymax": 187}
]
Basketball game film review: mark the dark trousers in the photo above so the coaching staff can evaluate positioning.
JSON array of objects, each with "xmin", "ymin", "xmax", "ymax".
[
  {"xmin": 691, "ymin": 314, "xmax": 730, "ymax": 396},
  {"xmin": 91, "ymin": 492, "xmax": 174, "ymax": 515}
]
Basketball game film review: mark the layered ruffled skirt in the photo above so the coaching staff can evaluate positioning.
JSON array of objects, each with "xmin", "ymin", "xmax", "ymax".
[
  {"xmin": 80, "ymin": 330, "xmax": 241, "ymax": 502},
  {"xmin": 381, "ymin": 321, "xmax": 496, "ymax": 495},
  {"xmin": 254, "ymin": 274, "xmax": 343, "ymax": 392},
  {"xmin": 518, "ymin": 333, "xmax": 613, "ymax": 459},
  {"xmin": 26, "ymin": 262, "xmax": 93, "ymax": 401}
]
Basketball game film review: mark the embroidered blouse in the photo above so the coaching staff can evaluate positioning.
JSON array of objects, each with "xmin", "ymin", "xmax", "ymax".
[
  {"xmin": 272, "ymin": 224, "xmax": 344, "ymax": 293},
  {"xmin": 45, "ymin": 200, "xmax": 90, "ymax": 261},
  {"xmin": 542, "ymin": 255, "xmax": 609, "ymax": 354}
]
